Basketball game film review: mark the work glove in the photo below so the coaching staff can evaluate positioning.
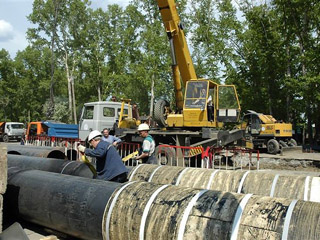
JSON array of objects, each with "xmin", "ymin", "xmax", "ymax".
[{"xmin": 78, "ymin": 145, "xmax": 86, "ymax": 153}]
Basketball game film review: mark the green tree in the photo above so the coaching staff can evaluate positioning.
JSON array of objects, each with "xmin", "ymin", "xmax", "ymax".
[
  {"xmin": 14, "ymin": 46, "xmax": 65, "ymax": 122},
  {"xmin": 27, "ymin": 0, "xmax": 66, "ymax": 118},
  {"xmin": 0, "ymin": 49, "xmax": 15, "ymax": 121},
  {"xmin": 272, "ymin": 0, "xmax": 320, "ymax": 142}
]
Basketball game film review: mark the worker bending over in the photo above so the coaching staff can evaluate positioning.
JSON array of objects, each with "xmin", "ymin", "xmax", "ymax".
[
  {"xmin": 135, "ymin": 123, "xmax": 157, "ymax": 164},
  {"xmin": 78, "ymin": 130, "xmax": 128, "ymax": 183}
]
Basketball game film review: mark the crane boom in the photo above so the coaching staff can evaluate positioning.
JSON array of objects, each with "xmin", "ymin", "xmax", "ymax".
[{"xmin": 157, "ymin": 0, "xmax": 197, "ymax": 110}]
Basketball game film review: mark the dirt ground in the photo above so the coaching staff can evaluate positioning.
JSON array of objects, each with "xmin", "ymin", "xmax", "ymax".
[{"xmin": 237, "ymin": 146, "xmax": 320, "ymax": 173}]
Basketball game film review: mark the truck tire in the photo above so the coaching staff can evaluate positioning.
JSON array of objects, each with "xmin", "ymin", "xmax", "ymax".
[
  {"xmin": 154, "ymin": 100, "xmax": 169, "ymax": 127},
  {"xmin": 3, "ymin": 134, "xmax": 9, "ymax": 143},
  {"xmin": 267, "ymin": 139, "xmax": 280, "ymax": 154},
  {"xmin": 155, "ymin": 146, "xmax": 176, "ymax": 166},
  {"xmin": 288, "ymin": 138, "xmax": 297, "ymax": 146}
]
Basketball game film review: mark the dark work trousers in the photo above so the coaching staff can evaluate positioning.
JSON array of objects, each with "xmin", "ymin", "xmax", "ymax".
[
  {"xmin": 207, "ymin": 105, "xmax": 213, "ymax": 121},
  {"xmin": 139, "ymin": 148, "xmax": 157, "ymax": 165},
  {"xmin": 146, "ymin": 153, "xmax": 157, "ymax": 164}
]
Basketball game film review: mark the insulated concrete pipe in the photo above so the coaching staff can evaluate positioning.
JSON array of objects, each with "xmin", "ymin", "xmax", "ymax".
[
  {"xmin": 128, "ymin": 164, "xmax": 320, "ymax": 202},
  {"xmin": 7, "ymin": 145, "xmax": 67, "ymax": 159},
  {"xmin": 103, "ymin": 181, "xmax": 320, "ymax": 240},
  {"xmin": 7, "ymin": 155, "xmax": 94, "ymax": 178},
  {"xmin": 5, "ymin": 169, "xmax": 320, "ymax": 240},
  {"xmin": 4, "ymin": 169, "xmax": 120, "ymax": 240}
]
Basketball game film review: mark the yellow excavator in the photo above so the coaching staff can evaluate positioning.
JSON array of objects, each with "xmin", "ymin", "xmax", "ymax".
[{"xmin": 240, "ymin": 110, "xmax": 297, "ymax": 154}]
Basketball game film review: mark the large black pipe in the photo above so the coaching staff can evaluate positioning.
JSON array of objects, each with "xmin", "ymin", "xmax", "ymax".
[
  {"xmin": 7, "ymin": 145, "xmax": 68, "ymax": 159},
  {"xmin": 4, "ymin": 168, "xmax": 120, "ymax": 240},
  {"xmin": 7, "ymin": 155, "xmax": 94, "ymax": 178}
]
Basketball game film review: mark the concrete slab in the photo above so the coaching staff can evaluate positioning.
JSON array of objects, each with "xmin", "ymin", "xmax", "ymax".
[
  {"xmin": 0, "ymin": 144, "xmax": 7, "ymax": 194},
  {"xmin": 0, "ymin": 194, "xmax": 2, "ymax": 233},
  {"xmin": 24, "ymin": 228, "xmax": 60, "ymax": 240}
]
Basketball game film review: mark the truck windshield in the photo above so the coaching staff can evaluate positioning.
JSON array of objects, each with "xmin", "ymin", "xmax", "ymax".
[
  {"xmin": 185, "ymin": 81, "xmax": 208, "ymax": 109},
  {"xmin": 11, "ymin": 124, "xmax": 24, "ymax": 129}
]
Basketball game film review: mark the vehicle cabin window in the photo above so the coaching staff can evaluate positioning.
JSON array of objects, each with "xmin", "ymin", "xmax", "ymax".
[
  {"xmin": 185, "ymin": 81, "xmax": 208, "ymax": 109},
  {"xmin": 250, "ymin": 115, "xmax": 261, "ymax": 134},
  {"xmin": 83, "ymin": 106, "xmax": 94, "ymax": 119},
  {"xmin": 103, "ymin": 107, "xmax": 115, "ymax": 117},
  {"xmin": 218, "ymin": 86, "xmax": 239, "ymax": 109},
  {"xmin": 11, "ymin": 124, "xmax": 24, "ymax": 129},
  {"xmin": 117, "ymin": 108, "xmax": 128, "ymax": 116},
  {"xmin": 30, "ymin": 124, "xmax": 38, "ymax": 136}
]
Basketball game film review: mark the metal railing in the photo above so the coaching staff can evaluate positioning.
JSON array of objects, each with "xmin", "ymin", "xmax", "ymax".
[
  {"xmin": 26, "ymin": 135, "xmax": 80, "ymax": 161},
  {"xmin": 203, "ymin": 147, "xmax": 260, "ymax": 170},
  {"xmin": 157, "ymin": 145, "xmax": 205, "ymax": 168},
  {"xmin": 118, "ymin": 142, "xmax": 140, "ymax": 167},
  {"xmin": 156, "ymin": 145, "xmax": 260, "ymax": 170}
]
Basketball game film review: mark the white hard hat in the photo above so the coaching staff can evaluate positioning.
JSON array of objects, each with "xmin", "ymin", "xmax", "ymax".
[
  {"xmin": 88, "ymin": 130, "xmax": 102, "ymax": 141},
  {"xmin": 138, "ymin": 123, "xmax": 150, "ymax": 131}
]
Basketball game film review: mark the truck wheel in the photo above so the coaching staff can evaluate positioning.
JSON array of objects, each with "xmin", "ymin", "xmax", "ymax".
[
  {"xmin": 3, "ymin": 134, "xmax": 9, "ymax": 143},
  {"xmin": 155, "ymin": 146, "xmax": 176, "ymax": 166},
  {"xmin": 288, "ymin": 138, "xmax": 297, "ymax": 146},
  {"xmin": 267, "ymin": 139, "xmax": 280, "ymax": 154},
  {"xmin": 154, "ymin": 100, "xmax": 169, "ymax": 127}
]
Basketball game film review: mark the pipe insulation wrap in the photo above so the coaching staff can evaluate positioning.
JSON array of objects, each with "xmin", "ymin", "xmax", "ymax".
[
  {"xmin": 5, "ymin": 168, "xmax": 320, "ymax": 240},
  {"xmin": 128, "ymin": 164, "xmax": 320, "ymax": 202},
  {"xmin": 103, "ymin": 181, "xmax": 320, "ymax": 240},
  {"xmin": 5, "ymin": 169, "xmax": 120, "ymax": 240}
]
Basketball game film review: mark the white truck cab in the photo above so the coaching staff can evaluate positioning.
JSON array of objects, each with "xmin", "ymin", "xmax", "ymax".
[
  {"xmin": 0, "ymin": 122, "xmax": 25, "ymax": 142},
  {"xmin": 79, "ymin": 101, "xmax": 129, "ymax": 141}
]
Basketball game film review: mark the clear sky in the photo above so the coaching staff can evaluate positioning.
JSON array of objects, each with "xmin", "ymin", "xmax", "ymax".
[{"xmin": 0, "ymin": 0, "xmax": 129, "ymax": 58}]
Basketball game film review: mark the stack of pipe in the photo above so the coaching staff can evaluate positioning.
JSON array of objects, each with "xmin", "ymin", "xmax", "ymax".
[
  {"xmin": 7, "ymin": 155, "xmax": 94, "ymax": 178},
  {"xmin": 4, "ymin": 167, "xmax": 320, "ymax": 240},
  {"xmin": 7, "ymin": 145, "xmax": 77, "ymax": 160},
  {"xmin": 128, "ymin": 164, "xmax": 320, "ymax": 202},
  {"xmin": 103, "ymin": 181, "xmax": 320, "ymax": 240},
  {"xmin": 4, "ymin": 151, "xmax": 320, "ymax": 240}
]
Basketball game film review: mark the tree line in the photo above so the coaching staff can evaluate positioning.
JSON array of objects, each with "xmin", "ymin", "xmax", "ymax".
[{"xmin": 0, "ymin": 0, "xmax": 319, "ymax": 143}]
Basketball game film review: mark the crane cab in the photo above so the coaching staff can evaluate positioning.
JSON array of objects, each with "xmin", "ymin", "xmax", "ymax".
[{"xmin": 166, "ymin": 80, "xmax": 240, "ymax": 128}]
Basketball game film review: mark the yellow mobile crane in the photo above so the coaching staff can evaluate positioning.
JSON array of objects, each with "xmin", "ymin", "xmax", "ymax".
[
  {"xmin": 116, "ymin": 0, "xmax": 243, "ymax": 166},
  {"xmin": 154, "ymin": 0, "xmax": 241, "ymax": 129}
]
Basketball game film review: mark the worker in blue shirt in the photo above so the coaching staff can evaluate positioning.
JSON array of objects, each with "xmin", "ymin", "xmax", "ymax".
[
  {"xmin": 101, "ymin": 128, "xmax": 122, "ymax": 147},
  {"xmin": 78, "ymin": 130, "xmax": 128, "ymax": 183}
]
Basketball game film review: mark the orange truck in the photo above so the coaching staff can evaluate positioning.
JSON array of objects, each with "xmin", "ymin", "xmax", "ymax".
[{"xmin": 26, "ymin": 121, "xmax": 79, "ymax": 144}]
